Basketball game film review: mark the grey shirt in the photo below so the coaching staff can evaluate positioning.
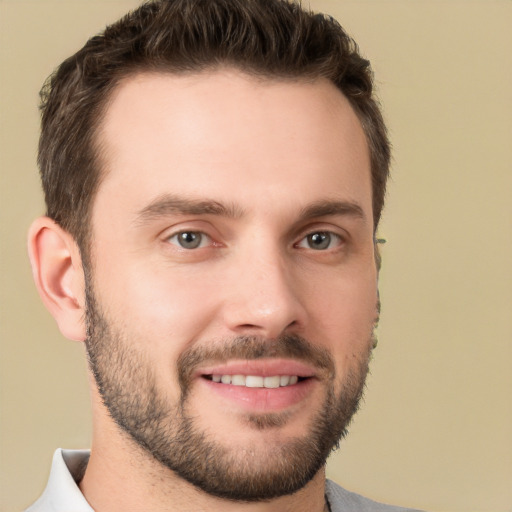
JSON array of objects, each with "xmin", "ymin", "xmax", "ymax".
[
  {"xmin": 325, "ymin": 479, "xmax": 422, "ymax": 511},
  {"xmin": 27, "ymin": 449, "xmax": 422, "ymax": 512}
]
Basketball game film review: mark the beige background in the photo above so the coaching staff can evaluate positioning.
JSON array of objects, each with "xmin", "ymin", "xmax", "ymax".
[{"xmin": 1, "ymin": 1, "xmax": 511, "ymax": 511}]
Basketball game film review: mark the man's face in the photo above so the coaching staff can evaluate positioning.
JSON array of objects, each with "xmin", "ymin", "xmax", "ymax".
[{"xmin": 85, "ymin": 70, "xmax": 377, "ymax": 500}]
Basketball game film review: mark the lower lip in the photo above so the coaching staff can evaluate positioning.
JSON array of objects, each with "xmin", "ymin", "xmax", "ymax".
[{"xmin": 198, "ymin": 377, "xmax": 316, "ymax": 412}]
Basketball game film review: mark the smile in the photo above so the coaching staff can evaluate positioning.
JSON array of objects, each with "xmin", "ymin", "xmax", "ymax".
[
  {"xmin": 205, "ymin": 374, "xmax": 301, "ymax": 388},
  {"xmin": 197, "ymin": 362, "xmax": 317, "ymax": 412}
]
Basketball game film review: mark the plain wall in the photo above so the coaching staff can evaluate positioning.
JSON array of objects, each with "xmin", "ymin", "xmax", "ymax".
[{"xmin": 0, "ymin": 1, "xmax": 510, "ymax": 511}]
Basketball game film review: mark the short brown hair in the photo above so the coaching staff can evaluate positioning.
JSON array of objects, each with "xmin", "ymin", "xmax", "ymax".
[{"xmin": 38, "ymin": 0, "xmax": 390, "ymax": 254}]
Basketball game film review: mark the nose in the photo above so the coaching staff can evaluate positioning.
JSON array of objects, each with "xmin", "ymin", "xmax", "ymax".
[{"xmin": 221, "ymin": 246, "xmax": 307, "ymax": 339}]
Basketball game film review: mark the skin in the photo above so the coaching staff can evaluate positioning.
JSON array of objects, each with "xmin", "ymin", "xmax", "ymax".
[{"xmin": 29, "ymin": 69, "xmax": 377, "ymax": 512}]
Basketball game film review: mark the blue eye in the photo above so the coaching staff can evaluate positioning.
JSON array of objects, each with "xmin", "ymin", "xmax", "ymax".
[
  {"xmin": 168, "ymin": 231, "xmax": 209, "ymax": 249},
  {"xmin": 298, "ymin": 232, "xmax": 342, "ymax": 250}
]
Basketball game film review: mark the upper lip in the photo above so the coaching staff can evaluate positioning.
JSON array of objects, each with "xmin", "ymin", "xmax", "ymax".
[{"xmin": 195, "ymin": 358, "xmax": 318, "ymax": 379}]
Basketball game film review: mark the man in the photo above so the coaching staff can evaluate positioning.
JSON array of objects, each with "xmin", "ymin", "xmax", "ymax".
[{"xmin": 26, "ymin": 0, "xmax": 419, "ymax": 510}]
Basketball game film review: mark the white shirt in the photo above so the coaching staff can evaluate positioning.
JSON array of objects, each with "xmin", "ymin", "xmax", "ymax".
[{"xmin": 26, "ymin": 449, "xmax": 93, "ymax": 512}]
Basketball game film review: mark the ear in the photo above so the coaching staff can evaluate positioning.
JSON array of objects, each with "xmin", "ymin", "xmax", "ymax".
[{"xmin": 28, "ymin": 217, "xmax": 86, "ymax": 342}]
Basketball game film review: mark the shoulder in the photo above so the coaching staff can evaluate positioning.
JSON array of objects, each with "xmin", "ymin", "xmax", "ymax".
[{"xmin": 325, "ymin": 480, "xmax": 424, "ymax": 512}]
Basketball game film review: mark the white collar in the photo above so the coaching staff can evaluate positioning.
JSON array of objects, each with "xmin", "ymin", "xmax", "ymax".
[{"xmin": 26, "ymin": 449, "xmax": 93, "ymax": 512}]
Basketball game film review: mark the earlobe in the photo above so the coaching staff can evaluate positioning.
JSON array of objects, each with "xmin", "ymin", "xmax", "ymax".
[{"xmin": 28, "ymin": 217, "xmax": 87, "ymax": 342}]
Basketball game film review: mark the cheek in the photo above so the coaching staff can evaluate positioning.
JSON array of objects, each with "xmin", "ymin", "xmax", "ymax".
[
  {"xmin": 306, "ymin": 269, "xmax": 377, "ymax": 371},
  {"xmin": 92, "ymin": 257, "xmax": 222, "ymax": 367},
  {"xmin": 137, "ymin": 277, "xmax": 216, "ymax": 328}
]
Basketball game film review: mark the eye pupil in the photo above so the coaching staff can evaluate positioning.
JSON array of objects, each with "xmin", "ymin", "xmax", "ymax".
[
  {"xmin": 178, "ymin": 232, "xmax": 202, "ymax": 249},
  {"xmin": 308, "ymin": 232, "xmax": 330, "ymax": 250}
]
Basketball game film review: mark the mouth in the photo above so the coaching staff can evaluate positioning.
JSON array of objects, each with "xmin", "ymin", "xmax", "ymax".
[
  {"xmin": 194, "ymin": 359, "xmax": 318, "ymax": 413},
  {"xmin": 203, "ymin": 374, "xmax": 304, "ymax": 388}
]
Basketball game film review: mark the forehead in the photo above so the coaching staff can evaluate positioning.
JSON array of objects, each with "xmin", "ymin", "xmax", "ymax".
[{"xmin": 94, "ymin": 69, "xmax": 371, "ymax": 222}]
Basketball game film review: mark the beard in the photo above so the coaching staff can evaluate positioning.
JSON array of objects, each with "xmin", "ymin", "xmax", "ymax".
[{"xmin": 84, "ymin": 279, "xmax": 372, "ymax": 502}]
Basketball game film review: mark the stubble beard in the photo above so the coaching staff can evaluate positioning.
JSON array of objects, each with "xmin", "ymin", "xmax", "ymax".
[{"xmin": 84, "ymin": 279, "xmax": 373, "ymax": 502}]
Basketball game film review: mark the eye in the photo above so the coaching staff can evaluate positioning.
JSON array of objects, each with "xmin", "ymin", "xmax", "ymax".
[
  {"xmin": 297, "ymin": 231, "xmax": 342, "ymax": 251},
  {"xmin": 167, "ymin": 231, "xmax": 210, "ymax": 249}
]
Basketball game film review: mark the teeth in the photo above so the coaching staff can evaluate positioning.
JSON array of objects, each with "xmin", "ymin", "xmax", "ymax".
[
  {"xmin": 210, "ymin": 374, "xmax": 301, "ymax": 388},
  {"xmin": 246, "ymin": 375, "xmax": 264, "ymax": 387},
  {"xmin": 264, "ymin": 376, "xmax": 280, "ymax": 388},
  {"xmin": 280, "ymin": 375, "xmax": 290, "ymax": 386},
  {"xmin": 231, "ymin": 375, "xmax": 246, "ymax": 386}
]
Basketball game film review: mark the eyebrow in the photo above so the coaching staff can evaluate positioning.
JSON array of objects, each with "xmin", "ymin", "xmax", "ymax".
[
  {"xmin": 298, "ymin": 199, "xmax": 366, "ymax": 223},
  {"xmin": 135, "ymin": 194, "xmax": 244, "ymax": 225},
  {"xmin": 135, "ymin": 194, "xmax": 366, "ymax": 226}
]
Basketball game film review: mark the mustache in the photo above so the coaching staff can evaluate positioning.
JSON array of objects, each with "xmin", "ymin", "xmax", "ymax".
[{"xmin": 177, "ymin": 334, "xmax": 336, "ymax": 394}]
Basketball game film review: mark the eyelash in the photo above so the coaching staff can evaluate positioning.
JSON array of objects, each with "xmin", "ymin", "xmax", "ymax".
[{"xmin": 166, "ymin": 229, "xmax": 345, "ymax": 251}]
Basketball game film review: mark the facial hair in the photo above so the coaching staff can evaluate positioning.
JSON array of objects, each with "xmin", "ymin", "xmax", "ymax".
[{"xmin": 84, "ymin": 279, "xmax": 372, "ymax": 502}]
